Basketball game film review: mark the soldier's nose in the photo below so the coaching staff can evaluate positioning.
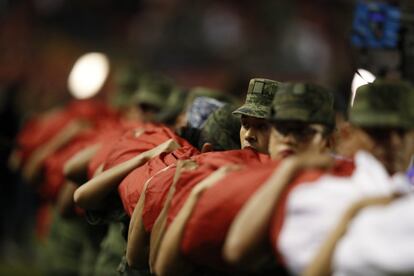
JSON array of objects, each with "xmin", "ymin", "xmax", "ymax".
[{"xmin": 245, "ymin": 129, "xmax": 257, "ymax": 141}]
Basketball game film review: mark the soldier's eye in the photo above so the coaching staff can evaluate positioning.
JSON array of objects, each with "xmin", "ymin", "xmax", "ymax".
[
  {"xmin": 258, "ymin": 124, "xmax": 269, "ymax": 131},
  {"xmin": 241, "ymin": 120, "xmax": 249, "ymax": 128},
  {"xmin": 301, "ymin": 128, "xmax": 317, "ymax": 138}
]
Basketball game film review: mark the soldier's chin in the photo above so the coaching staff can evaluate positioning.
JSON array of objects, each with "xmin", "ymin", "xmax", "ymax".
[{"xmin": 242, "ymin": 144, "xmax": 257, "ymax": 151}]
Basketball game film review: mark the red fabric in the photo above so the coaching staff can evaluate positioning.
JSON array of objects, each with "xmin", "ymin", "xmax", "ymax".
[
  {"xmin": 142, "ymin": 149, "xmax": 268, "ymax": 233},
  {"xmin": 87, "ymin": 120, "xmax": 143, "ymax": 178},
  {"xmin": 190, "ymin": 148, "xmax": 270, "ymax": 169},
  {"xmin": 142, "ymin": 166, "xmax": 178, "ymax": 232},
  {"xmin": 65, "ymin": 99, "xmax": 116, "ymax": 123},
  {"xmin": 102, "ymin": 124, "xmax": 191, "ymax": 170},
  {"xmin": 166, "ymin": 149, "xmax": 270, "ymax": 228},
  {"xmin": 16, "ymin": 100, "xmax": 117, "ymax": 166},
  {"xmin": 180, "ymin": 158, "xmax": 355, "ymax": 269},
  {"xmin": 17, "ymin": 110, "xmax": 72, "ymax": 164},
  {"xmin": 41, "ymin": 130, "xmax": 97, "ymax": 201},
  {"xmin": 40, "ymin": 116, "xmax": 128, "ymax": 202},
  {"xmin": 118, "ymin": 145, "xmax": 200, "ymax": 217},
  {"xmin": 269, "ymin": 158, "xmax": 355, "ymax": 263},
  {"xmin": 180, "ymin": 160, "xmax": 279, "ymax": 268}
]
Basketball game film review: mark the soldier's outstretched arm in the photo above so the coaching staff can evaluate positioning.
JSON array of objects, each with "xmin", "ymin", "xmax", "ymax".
[
  {"xmin": 126, "ymin": 177, "xmax": 152, "ymax": 268},
  {"xmin": 64, "ymin": 143, "xmax": 101, "ymax": 184},
  {"xmin": 22, "ymin": 119, "xmax": 89, "ymax": 185},
  {"xmin": 148, "ymin": 160, "xmax": 198, "ymax": 271},
  {"xmin": 154, "ymin": 166, "xmax": 232, "ymax": 276},
  {"xmin": 73, "ymin": 139, "xmax": 180, "ymax": 210},
  {"xmin": 224, "ymin": 152, "xmax": 332, "ymax": 268}
]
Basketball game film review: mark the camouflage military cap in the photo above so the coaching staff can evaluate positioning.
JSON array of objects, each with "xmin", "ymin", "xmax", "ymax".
[
  {"xmin": 111, "ymin": 92, "xmax": 132, "ymax": 108},
  {"xmin": 132, "ymin": 74, "xmax": 173, "ymax": 109},
  {"xmin": 268, "ymin": 82, "xmax": 335, "ymax": 127},
  {"xmin": 199, "ymin": 104, "xmax": 241, "ymax": 151},
  {"xmin": 233, "ymin": 78, "xmax": 280, "ymax": 119},
  {"xmin": 349, "ymin": 80, "xmax": 414, "ymax": 129},
  {"xmin": 110, "ymin": 66, "xmax": 141, "ymax": 108},
  {"xmin": 154, "ymin": 87, "xmax": 187, "ymax": 124},
  {"xmin": 115, "ymin": 65, "xmax": 141, "ymax": 93}
]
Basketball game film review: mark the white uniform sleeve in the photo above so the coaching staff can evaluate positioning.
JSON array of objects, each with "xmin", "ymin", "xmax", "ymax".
[
  {"xmin": 333, "ymin": 195, "xmax": 414, "ymax": 276},
  {"xmin": 277, "ymin": 152, "xmax": 411, "ymax": 275}
]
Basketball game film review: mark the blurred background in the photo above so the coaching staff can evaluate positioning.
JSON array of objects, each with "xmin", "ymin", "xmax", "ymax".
[
  {"xmin": 2, "ymin": 0, "xmax": 414, "ymax": 117},
  {"xmin": 0, "ymin": 0, "xmax": 379, "ymax": 115},
  {"xmin": 0, "ymin": 0, "xmax": 413, "ymax": 274}
]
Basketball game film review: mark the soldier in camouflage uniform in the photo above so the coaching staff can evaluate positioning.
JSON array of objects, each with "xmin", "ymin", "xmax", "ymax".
[
  {"xmin": 132, "ymin": 74, "xmax": 174, "ymax": 123},
  {"xmin": 346, "ymin": 80, "xmax": 414, "ymax": 174},
  {"xmin": 321, "ymin": 80, "xmax": 414, "ymax": 276},
  {"xmin": 224, "ymin": 80, "xmax": 414, "ymax": 276},
  {"xmin": 172, "ymin": 86, "xmax": 238, "ymax": 130},
  {"xmin": 233, "ymin": 78, "xmax": 280, "ymax": 154},
  {"xmin": 219, "ymin": 82, "xmax": 337, "ymax": 274},
  {"xmin": 291, "ymin": 80, "xmax": 414, "ymax": 275},
  {"xmin": 91, "ymin": 77, "xmax": 180, "ymax": 276},
  {"xmin": 266, "ymin": 82, "xmax": 336, "ymax": 160}
]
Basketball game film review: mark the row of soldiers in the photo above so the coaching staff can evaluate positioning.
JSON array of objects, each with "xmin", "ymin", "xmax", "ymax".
[{"xmin": 11, "ymin": 73, "xmax": 414, "ymax": 276}]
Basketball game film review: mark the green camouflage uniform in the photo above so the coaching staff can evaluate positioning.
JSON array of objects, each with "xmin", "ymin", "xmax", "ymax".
[
  {"xmin": 154, "ymin": 87, "xmax": 187, "ymax": 124},
  {"xmin": 110, "ymin": 66, "xmax": 142, "ymax": 109},
  {"xmin": 233, "ymin": 78, "xmax": 280, "ymax": 119},
  {"xmin": 199, "ymin": 103, "xmax": 241, "ymax": 151},
  {"xmin": 267, "ymin": 82, "xmax": 335, "ymax": 128},
  {"xmin": 40, "ymin": 210, "xmax": 106, "ymax": 276},
  {"xmin": 92, "ymin": 78, "xmax": 176, "ymax": 275},
  {"xmin": 132, "ymin": 74, "xmax": 174, "ymax": 111},
  {"xmin": 92, "ymin": 223, "xmax": 126, "ymax": 276}
]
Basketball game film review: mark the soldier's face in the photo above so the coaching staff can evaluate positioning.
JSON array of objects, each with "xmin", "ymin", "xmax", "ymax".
[
  {"xmin": 358, "ymin": 127, "xmax": 408, "ymax": 174},
  {"xmin": 268, "ymin": 121, "xmax": 329, "ymax": 160},
  {"xmin": 239, "ymin": 115, "xmax": 271, "ymax": 154}
]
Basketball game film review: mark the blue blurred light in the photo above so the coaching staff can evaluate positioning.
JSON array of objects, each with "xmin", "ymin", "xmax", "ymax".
[{"xmin": 351, "ymin": 1, "xmax": 401, "ymax": 49}]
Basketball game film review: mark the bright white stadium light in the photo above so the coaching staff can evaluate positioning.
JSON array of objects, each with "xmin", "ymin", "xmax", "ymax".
[
  {"xmin": 351, "ymin": 68, "xmax": 376, "ymax": 106},
  {"xmin": 68, "ymin": 52, "xmax": 110, "ymax": 99}
]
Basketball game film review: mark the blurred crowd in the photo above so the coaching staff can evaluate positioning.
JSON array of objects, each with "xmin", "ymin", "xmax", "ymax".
[{"xmin": 1, "ymin": 1, "xmax": 414, "ymax": 276}]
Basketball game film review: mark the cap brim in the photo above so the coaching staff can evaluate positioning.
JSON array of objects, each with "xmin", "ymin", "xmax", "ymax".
[
  {"xmin": 232, "ymin": 104, "xmax": 269, "ymax": 119},
  {"xmin": 269, "ymin": 108, "xmax": 310, "ymax": 122},
  {"xmin": 133, "ymin": 91, "xmax": 164, "ymax": 109},
  {"xmin": 349, "ymin": 112, "xmax": 408, "ymax": 129}
]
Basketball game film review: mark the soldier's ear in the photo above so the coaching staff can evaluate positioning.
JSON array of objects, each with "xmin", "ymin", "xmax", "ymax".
[{"xmin": 201, "ymin": 143, "xmax": 213, "ymax": 153}]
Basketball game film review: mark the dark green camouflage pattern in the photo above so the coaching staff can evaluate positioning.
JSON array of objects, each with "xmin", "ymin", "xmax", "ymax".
[
  {"xmin": 40, "ymin": 211, "xmax": 105, "ymax": 276},
  {"xmin": 154, "ymin": 87, "xmax": 187, "ymax": 124},
  {"xmin": 268, "ymin": 82, "xmax": 335, "ymax": 127},
  {"xmin": 110, "ymin": 66, "xmax": 141, "ymax": 108},
  {"xmin": 132, "ymin": 74, "xmax": 174, "ymax": 109},
  {"xmin": 200, "ymin": 104, "xmax": 241, "ymax": 151},
  {"xmin": 233, "ymin": 78, "xmax": 280, "ymax": 118},
  {"xmin": 94, "ymin": 223, "xmax": 126, "ymax": 276},
  {"xmin": 350, "ymin": 80, "xmax": 414, "ymax": 129}
]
